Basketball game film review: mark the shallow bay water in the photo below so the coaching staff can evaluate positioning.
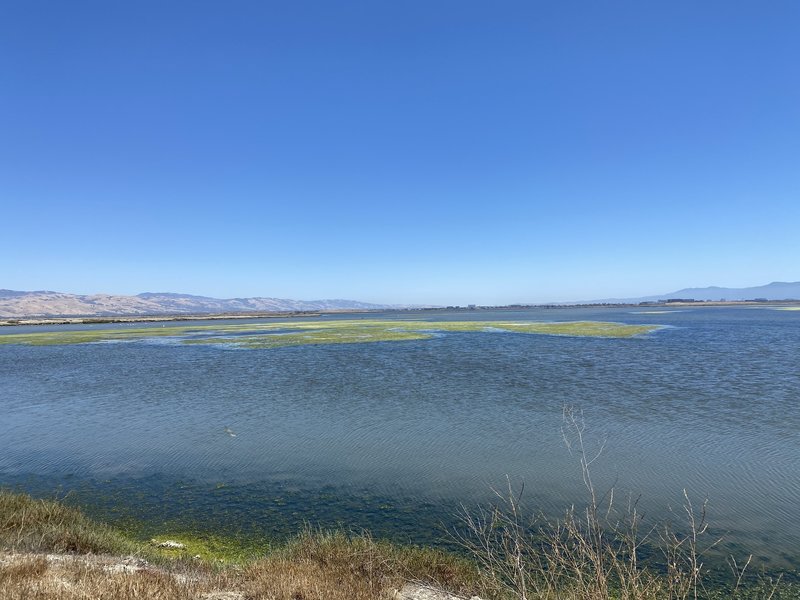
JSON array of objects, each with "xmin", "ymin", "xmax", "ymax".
[{"xmin": 1, "ymin": 307, "xmax": 799, "ymax": 571}]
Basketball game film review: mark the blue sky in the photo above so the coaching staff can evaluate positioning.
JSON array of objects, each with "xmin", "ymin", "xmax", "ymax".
[{"xmin": 1, "ymin": 1, "xmax": 798, "ymax": 305}]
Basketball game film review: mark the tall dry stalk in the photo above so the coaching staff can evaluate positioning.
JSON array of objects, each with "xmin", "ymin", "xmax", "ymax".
[{"xmin": 453, "ymin": 406, "xmax": 770, "ymax": 600}]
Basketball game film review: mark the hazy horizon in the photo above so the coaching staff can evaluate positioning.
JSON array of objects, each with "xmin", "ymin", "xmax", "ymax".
[
  {"xmin": 4, "ymin": 279, "xmax": 799, "ymax": 308},
  {"xmin": 2, "ymin": 2, "xmax": 798, "ymax": 305}
]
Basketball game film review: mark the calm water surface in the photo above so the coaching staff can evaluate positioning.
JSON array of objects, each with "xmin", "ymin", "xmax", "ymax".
[{"xmin": 1, "ymin": 307, "xmax": 799, "ymax": 571}]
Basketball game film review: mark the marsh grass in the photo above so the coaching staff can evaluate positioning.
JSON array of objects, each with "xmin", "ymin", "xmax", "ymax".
[{"xmin": 0, "ymin": 319, "xmax": 661, "ymax": 347}]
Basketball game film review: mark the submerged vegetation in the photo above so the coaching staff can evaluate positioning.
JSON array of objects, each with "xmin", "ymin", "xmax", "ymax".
[
  {"xmin": 2, "ymin": 406, "xmax": 796, "ymax": 600},
  {"xmin": 0, "ymin": 319, "xmax": 661, "ymax": 348},
  {"xmin": 0, "ymin": 409, "xmax": 794, "ymax": 598},
  {"xmin": 1, "ymin": 486, "xmax": 795, "ymax": 599}
]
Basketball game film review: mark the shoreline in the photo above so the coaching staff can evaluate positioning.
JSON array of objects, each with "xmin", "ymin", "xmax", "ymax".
[
  {"xmin": 0, "ymin": 310, "xmax": 329, "ymax": 327},
  {"xmin": 2, "ymin": 490, "xmax": 796, "ymax": 598},
  {"xmin": 2, "ymin": 299, "xmax": 799, "ymax": 327}
]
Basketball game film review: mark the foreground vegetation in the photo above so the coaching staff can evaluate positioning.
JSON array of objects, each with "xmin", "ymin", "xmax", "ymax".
[
  {"xmin": 2, "ymin": 407, "xmax": 791, "ymax": 599},
  {"xmin": 0, "ymin": 490, "xmax": 480, "ymax": 599},
  {"xmin": 453, "ymin": 408, "xmax": 796, "ymax": 600},
  {"xmin": 2, "ymin": 485, "xmax": 796, "ymax": 600},
  {"xmin": 0, "ymin": 319, "xmax": 661, "ymax": 348}
]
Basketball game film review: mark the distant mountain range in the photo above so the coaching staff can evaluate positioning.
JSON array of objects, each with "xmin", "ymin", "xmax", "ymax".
[
  {"xmin": 0, "ymin": 290, "xmax": 406, "ymax": 318},
  {"xmin": 586, "ymin": 281, "xmax": 800, "ymax": 304},
  {"xmin": 2, "ymin": 281, "xmax": 798, "ymax": 318}
]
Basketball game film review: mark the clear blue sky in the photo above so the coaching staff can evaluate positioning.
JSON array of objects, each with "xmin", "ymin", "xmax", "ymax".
[{"xmin": 2, "ymin": 1, "xmax": 798, "ymax": 305}]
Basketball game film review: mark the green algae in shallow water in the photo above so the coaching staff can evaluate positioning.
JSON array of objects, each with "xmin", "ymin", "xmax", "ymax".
[
  {"xmin": 0, "ymin": 319, "xmax": 662, "ymax": 347},
  {"xmin": 0, "ymin": 324, "xmax": 222, "ymax": 346},
  {"xmin": 147, "ymin": 533, "xmax": 266, "ymax": 563}
]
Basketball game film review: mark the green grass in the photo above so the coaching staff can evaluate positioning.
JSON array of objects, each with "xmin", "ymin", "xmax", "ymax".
[
  {"xmin": 0, "ymin": 490, "xmax": 262, "ymax": 563},
  {"xmin": 0, "ymin": 489, "xmax": 475, "ymax": 570},
  {"xmin": 0, "ymin": 325, "xmax": 217, "ymax": 346},
  {"xmin": 0, "ymin": 319, "xmax": 662, "ymax": 348},
  {"xmin": 147, "ymin": 532, "xmax": 269, "ymax": 563},
  {"xmin": 0, "ymin": 489, "xmax": 137, "ymax": 556}
]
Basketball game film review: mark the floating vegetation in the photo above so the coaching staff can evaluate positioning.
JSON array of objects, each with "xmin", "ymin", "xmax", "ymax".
[
  {"xmin": 0, "ymin": 325, "xmax": 213, "ymax": 346},
  {"xmin": 0, "ymin": 319, "xmax": 662, "ymax": 348}
]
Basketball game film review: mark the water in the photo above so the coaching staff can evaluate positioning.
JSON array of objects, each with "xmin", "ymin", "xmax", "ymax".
[{"xmin": 1, "ymin": 307, "xmax": 799, "ymax": 571}]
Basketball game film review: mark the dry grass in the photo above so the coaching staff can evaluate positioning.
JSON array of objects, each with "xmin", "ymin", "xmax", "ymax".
[
  {"xmin": 0, "ymin": 531, "xmax": 481, "ymax": 600},
  {"xmin": 0, "ymin": 491, "xmax": 481, "ymax": 600},
  {"xmin": 0, "ymin": 554, "xmax": 227, "ymax": 599},
  {"xmin": 266, "ymin": 528, "xmax": 481, "ymax": 597},
  {"xmin": 0, "ymin": 491, "xmax": 137, "ymax": 556},
  {"xmin": 452, "ymin": 407, "xmax": 792, "ymax": 600}
]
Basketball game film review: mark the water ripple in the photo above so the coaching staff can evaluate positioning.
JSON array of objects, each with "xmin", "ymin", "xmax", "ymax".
[{"xmin": 1, "ymin": 307, "xmax": 799, "ymax": 569}]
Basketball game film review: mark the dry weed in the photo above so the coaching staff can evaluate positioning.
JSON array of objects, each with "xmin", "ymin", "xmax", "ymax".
[{"xmin": 453, "ymin": 407, "xmax": 782, "ymax": 600}]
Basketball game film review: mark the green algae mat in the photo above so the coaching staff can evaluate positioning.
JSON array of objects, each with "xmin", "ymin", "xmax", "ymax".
[{"xmin": 0, "ymin": 320, "xmax": 662, "ymax": 348}]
